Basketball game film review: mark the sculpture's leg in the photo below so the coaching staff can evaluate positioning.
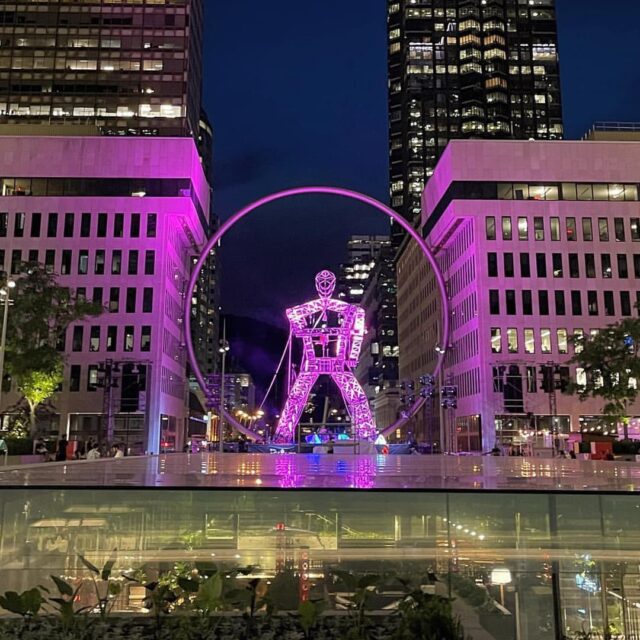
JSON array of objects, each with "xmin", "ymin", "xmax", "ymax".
[
  {"xmin": 331, "ymin": 372, "xmax": 377, "ymax": 441},
  {"xmin": 274, "ymin": 372, "xmax": 318, "ymax": 442}
]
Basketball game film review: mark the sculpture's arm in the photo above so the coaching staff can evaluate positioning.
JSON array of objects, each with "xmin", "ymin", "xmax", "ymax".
[{"xmin": 286, "ymin": 300, "xmax": 325, "ymax": 335}]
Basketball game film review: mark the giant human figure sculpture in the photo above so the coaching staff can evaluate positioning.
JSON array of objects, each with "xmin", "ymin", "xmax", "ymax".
[{"xmin": 274, "ymin": 270, "xmax": 377, "ymax": 442}]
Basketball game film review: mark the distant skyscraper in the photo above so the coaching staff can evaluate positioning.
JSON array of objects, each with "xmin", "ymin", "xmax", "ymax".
[
  {"xmin": 0, "ymin": 0, "xmax": 204, "ymax": 138},
  {"xmin": 388, "ymin": 0, "xmax": 563, "ymax": 223},
  {"xmin": 338, "ymin": 235, "xmax": 391, "ymax": 304}
]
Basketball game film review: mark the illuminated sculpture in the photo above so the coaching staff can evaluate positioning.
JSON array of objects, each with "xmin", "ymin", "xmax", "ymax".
[{"xmin": 274, "ymin": 270, "xmax": 377, "ymax": 442}]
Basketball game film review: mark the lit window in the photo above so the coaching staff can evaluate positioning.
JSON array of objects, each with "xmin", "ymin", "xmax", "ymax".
[
  {"xmin": 491, "ymin": 328, "xmax": 501, "ymax": 353},
  {"xmin": 524, "ymin": 329, "xmax": 535, "ymax": 354},
  {"xmin": 557, "ymin": 329, "xmax": 568, "ymax": 354},
  {"xmin": 518, "ymin": 217, "xmax": 528, "ymax": 240},
  {"xmin": 541, "ymin": 329, "xmax": 551, "ymax": 354},
  {"xmin": 573, "ymin": 329, "xmax": 584, "ymax": 354},
  {"xmin": 507, "ymin": 329, "xmax": 518, "ymax": 353}
]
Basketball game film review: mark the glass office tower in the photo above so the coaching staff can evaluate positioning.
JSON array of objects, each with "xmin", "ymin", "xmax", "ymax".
[
  {"xmin": 388, "ymin": 0, "xmax": 563, "ymax": 222},
  {"xmin": 0, "ymin": 0, "xmax": 203, "ymax": 137}
]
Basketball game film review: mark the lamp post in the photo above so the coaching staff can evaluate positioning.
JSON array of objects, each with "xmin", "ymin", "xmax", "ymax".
[
  {"xmin": 218, "ymin": 318, "xmax": 229, "ymax": 453},
  {"xmin": 0, "ymin": 279, "xmax": 17, "ymax": 420}
]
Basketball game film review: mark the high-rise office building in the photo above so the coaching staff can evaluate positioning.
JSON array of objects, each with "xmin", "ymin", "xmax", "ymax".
[
  {"xmin": 388, "ymin": 0, "xmax": 563, "ymax": 222},
  {"xmin": 398, "ymin": 139, "xmax": 640, "ymax": 451},
  {"xmin": 0, "ymin": 0, "xmax": 204, "ymax": 138},
  {"xmin": 0, "ymin": 1, "xmax": 219, "ymax": 449},
  {"xmin": 337, "ymin": 235, "xmax": 390, "ymax": 304}
]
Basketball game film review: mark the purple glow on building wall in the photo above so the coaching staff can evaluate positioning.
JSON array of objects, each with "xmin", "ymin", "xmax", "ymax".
[
  {"xmin": 0, "ymin": 136, "xmax": 210, "ymax": 453},
  {"xmin": 184, "ymin": 186, "xmax": 450, "ymax": 441},
  {"xmin": 274, "ymin": 270, "xmax": 376, "ymax": 442}
]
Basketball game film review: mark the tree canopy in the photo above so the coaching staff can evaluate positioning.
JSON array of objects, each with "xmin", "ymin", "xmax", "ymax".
[
  {"xmin": 570, "ymin": 318, "xmax": 640, "ymax": 435},
  {"xmin": 2, "ymin": 263, "xmax": 102, "ymax": 436}
]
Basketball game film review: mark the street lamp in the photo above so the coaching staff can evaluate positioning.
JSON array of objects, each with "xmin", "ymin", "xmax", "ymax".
[
  {"xmin": 0, "ymin": 279, "xmax": 17, "ymax": 421},
  {"xmin": 218, "ymin": 318, "xmax": 229, "ymax": 453}
]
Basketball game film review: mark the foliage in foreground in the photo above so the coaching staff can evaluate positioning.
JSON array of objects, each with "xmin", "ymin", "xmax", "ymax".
[{"xmin": 0, "ymin": 561, "xmax": 469, "ymax": 640}]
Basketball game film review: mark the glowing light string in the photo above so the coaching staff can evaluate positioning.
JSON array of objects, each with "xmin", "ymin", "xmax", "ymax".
[{"xmin": 274, "ymin": 270, "xmax": 377, "ymax": 442}]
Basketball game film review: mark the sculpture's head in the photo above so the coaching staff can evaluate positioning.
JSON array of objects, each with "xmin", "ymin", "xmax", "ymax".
[{"xmin": 315, "ymin": 270, "xmax": 336, "ymax": 299}]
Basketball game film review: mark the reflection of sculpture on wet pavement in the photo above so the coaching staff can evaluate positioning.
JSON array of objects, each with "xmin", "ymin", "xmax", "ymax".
[{"xmin": 274, "ymin": 270, "xmax": 377, "ymax": 442}]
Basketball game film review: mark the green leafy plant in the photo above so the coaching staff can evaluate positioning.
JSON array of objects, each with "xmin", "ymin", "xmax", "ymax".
[
  {"xmin": 393, "ymin": 580, "xmax": 468, "ymax": 640},
  {"xmin": 46, "ymin": 574, "xmax": 85, "ymax": 632},
  {"xmin": 298, "ymin": 598, "xmax": 328, "ymax": 640},
  {"xmin": 3, "ymin": 265, "xmax": 102, "ymax": 437},
  {"xmin": 332, "ymin": 570, "xmax": 381, "ymax": 640},
  {"xmin": 122, "ymin": 571, "xmax": 179, "ymax": 640},
  {"xmin": 224, "ymin": 566, "xmax": 274, "ymax": 640},
  {"xmin": 570, "ymin": 319, "xmax": 640, "ymax": 437},
  {"xmin": 78, "ymin": 551, "xmax": 121, "ymax": 622},
  {"xmin": 0, "ymin": 588, "xmax": 44, "ymax": 619}
]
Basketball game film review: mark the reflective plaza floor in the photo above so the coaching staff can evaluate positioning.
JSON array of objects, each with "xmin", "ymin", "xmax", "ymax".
[{"xmin": 1, "ymin": 453, "xmax": 640, "ymax": 639}]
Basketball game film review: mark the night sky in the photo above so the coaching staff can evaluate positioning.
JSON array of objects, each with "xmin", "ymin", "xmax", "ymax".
[{"xmin": 202, "ymin": 0, "xmax": 640, "ymax": 325}]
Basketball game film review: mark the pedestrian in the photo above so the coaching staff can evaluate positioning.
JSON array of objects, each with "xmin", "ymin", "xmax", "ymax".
[
  {"xmin": 75, "ymin": 441, "xmax": 86, "ymax": 460},
  {"xmin": 569, "ymin": 450, "xmax": 577, "ymax": 460},
  {"xmin": 0, "ymin": 436, "xmax": 7, "ymax": 465},
  {"xmin": 112, "ymin": 444, "xmax": 124, "ymax": 458},
  {"xmin": 327, "ymin": 437, "xmax": 335, "ymax": 454},
  {"xmin": 86, "ymin": 444, "xmax": 101, "ymax": 460},
  {"xmin": 55, "ymin": 436, "xmax": 68, "ymax": 462},
  {"xmin": 35, "ymin": 440, "xmax": 51, "ymax": 462}
]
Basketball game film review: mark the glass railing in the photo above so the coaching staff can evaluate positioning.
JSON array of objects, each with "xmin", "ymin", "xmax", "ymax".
[{"xmin": 1, "ymin": 486, "xmax": 640, "ymax": 638}]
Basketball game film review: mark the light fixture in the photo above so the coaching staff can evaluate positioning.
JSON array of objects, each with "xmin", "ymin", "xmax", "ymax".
[{"xmin": 491, "ymin": 568, "xmax": 512, "ymax": 585}]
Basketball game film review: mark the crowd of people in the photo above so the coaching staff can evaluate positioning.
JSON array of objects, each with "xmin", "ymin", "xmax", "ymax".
[{"xmin": 33, "ymin": 437, "xmax": 125, "ymax": 462}]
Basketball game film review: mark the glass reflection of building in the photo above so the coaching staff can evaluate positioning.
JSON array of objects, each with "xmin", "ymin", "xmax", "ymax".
[{"xmin": 0, "ymin": 0, "xmax": 203, "ymax": 138}]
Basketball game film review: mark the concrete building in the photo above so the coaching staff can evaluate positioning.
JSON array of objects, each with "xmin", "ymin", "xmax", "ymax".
[
  {"xmin": 583, "ymin": 122, "xmax": 640, "ymax": 143},
  {"xmin": 398, "ymin": 139, "xmax": 640, "ymax": 451},
  {"xmin": 0, "ymin": 135, "xmax": 210, "ymax": 453}
]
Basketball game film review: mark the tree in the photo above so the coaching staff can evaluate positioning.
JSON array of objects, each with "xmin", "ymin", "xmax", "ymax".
[
  {"xmin": 570, "ymin": 318, "xmax": 640, "ymax": 438},
  {"xmin": 2, "ymin": 264, "xmax": 102, "ymax": 437}
]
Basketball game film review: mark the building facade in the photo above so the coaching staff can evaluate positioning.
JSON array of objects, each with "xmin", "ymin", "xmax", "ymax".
[
  {"xmin": 0, "ymin": 0, "xmax": 204, "ymax": 138},
  {"xmin": 388, "ymin": 0, "xmax": 563, "ymax": 223},
  {"xmin": 337, "ymin": 235, "xmax": 390, "ymax": 304},
  {"xmin": 0, "ymin": 136, "xmax": 210, "ymax": 453},
  {"xmin": 398, "ymin": 139, "xmax": 640, "ymax": 451}
]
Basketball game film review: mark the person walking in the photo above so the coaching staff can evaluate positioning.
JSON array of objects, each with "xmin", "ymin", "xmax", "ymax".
[
  {"xmin": 0, "ymin": 436, "xmax": 8, "ymax": 465},
  {"xmin": 55, "ymin": 436, "xmax": 68, "ymax": 462}
]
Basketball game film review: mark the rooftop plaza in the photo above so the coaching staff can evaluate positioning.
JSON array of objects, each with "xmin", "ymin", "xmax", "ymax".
[{"xmin": 0, "ymin": 453, "xmax": 639, "ymax": 638}]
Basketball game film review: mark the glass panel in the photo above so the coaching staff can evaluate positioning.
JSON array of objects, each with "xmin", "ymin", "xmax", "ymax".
[
  {"xmin": 518, "ymin": 217, "xmax": 528, "ymax": 240},
  {"xmin": 524, "ymin": 329, "xmax": 534, "ymax": 354},
  {"xmin": 491, "ymin": 328, "xmax": 502, "ymax": 353}
]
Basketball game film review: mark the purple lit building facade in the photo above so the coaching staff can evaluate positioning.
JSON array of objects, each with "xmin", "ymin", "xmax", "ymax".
[
  {"xmin": 0, "ymin": 136, "xmax": 209, "ymax": 452},
  {"xmin": 398, "ymin": 139, "xmax": 640, "ymax": 451}
]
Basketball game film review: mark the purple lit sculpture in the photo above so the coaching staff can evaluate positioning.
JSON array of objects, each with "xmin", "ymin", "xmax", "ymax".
[
  {"xmin": 185, "ymin": 187, "xmax": 450, "ymax": 442},
  {"xmin": 275, "ymin": 270, "xmax": 377, "ymax": 442}
]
